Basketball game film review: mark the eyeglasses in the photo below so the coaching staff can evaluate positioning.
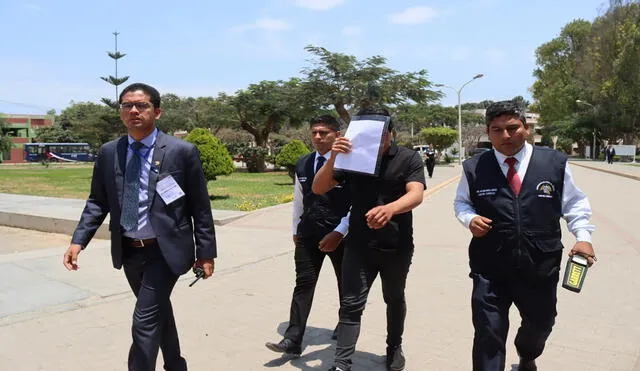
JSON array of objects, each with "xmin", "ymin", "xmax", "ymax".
[{"xmin": 119, "ymin": 102, "xmax": 153, "ymax": 111}]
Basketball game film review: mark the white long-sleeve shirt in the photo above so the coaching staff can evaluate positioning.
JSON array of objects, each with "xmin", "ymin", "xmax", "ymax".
[
  {"xmin": 453, "ymin": 142, "xmax": 595, "ymax": 242},
  {"xmin": 292, "ymin": 151, "xmax": 349, "ymax": 236}
]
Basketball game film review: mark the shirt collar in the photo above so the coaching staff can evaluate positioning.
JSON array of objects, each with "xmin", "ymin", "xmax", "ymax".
[
  {"xmin": 128, "ymin": 128, "xmax": 158, "ymax": 149},
  {"xmin": 316, "ymin": 151, "xmax": 332, "ymax": 161},
  {"xmin": 493, "ymin": 142, "xmax": 531, "ymax": 165}
]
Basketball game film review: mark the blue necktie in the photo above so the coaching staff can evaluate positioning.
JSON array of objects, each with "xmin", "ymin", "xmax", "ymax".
[
  {"xmin": 315, "ymin": 156, "xmax": 325, "ymax": 173},
  {"xmin": 121, "ymin": 142, "xmax": 144, "ymax": 232}
]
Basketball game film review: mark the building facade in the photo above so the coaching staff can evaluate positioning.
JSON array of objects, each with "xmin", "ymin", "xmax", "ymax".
[{"xmin": 1, "ymin": 114, "xmax": 54, "ymax": 163}]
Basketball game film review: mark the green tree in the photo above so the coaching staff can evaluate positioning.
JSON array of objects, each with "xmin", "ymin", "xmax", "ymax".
[
  {"xmin": 460, "ymin": 100, "xmax": 494, "ymax": 110},
  {"xmin": 184, "ymin": 128, "xmax": 234, "ymax": 181},
  {"xmin": 533, "ymin": 2, "xmax": 640, "ymax": 148},
  {"xmin": 512, "ymin": 96, "xmax": 530, "ymax": 108},
  {"xmin": 160, "ymin": 93, "xmax": 237, "ymax": 134},
  {"xmin": 275, "ymin": 140, "xmax": 311, "ymax": 181},
  {"xmin": 56, "ymin": 102, "xmax": 123, "ymax": 149},
  {"xmin": 0, "ymin": 115, "xmax": 13, "ymax": 161},
  {"xmin": 532, "ymin": 19, "xmax": 592, "ymax": 125},
  {"xmin": 158, "ymin": 93, "xmax": 192, "ymax": 134},
  {"xmin": 301, "ymin": 45, "xmax": 442, "ymax": 124},
  {"xmin": 418, "ymin": 127, "xmax": 457, "ymax": 152},
  {"xmin": 35, "ymin": 124, "xmax": 80, "ymax": 143},
  {"xmin": 582, "ymin": 0, "xmax": 640, "ymax": 142},
  {"xmin": 230, "ymin": 79, "xmax": 311, "ymax": 172},
  {"xmin": 101, "ymin": 32, "xmax": 129, "ymax": 109}
]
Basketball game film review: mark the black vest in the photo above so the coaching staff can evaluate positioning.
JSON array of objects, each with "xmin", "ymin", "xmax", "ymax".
[
  {"xmin": 463, "ymin": 146, "xmax": 567, "ymax": 279},
  {"xmin": 295, "ymin": 153, "xmax": 350, "ymax": 238}
]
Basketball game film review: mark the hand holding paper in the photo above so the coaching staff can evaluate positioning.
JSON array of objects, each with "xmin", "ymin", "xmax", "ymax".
[
  {"xmin": 331, "ymin": 136, "xmax": 353, "ymax": 155},
  {"xmin": 334, "ymin": 119, "xmax": 386, "ymax": 176}
]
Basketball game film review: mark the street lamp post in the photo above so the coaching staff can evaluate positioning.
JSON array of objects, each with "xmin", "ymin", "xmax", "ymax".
[
  {"xmin": 576, "ymin": 99, "xmax": 597, "ymax": 160},
  {"xmin": 435, "ymin": 73, "xmax": 484, "ymax": 165}
]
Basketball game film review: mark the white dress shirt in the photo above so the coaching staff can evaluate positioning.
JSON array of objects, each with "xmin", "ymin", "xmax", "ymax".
[
  {"xmin": 453, "ymin": 142, "xmax": 595, "ymax": 242},
  {"xmin": 292, "ymin": 151, "xmax": 350, "ymax": 236}
]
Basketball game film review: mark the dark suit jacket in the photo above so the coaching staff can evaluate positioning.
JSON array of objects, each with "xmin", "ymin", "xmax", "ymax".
[{"xmin": 71, "ymin": 130, "xmax": 217, "ymax": 275}]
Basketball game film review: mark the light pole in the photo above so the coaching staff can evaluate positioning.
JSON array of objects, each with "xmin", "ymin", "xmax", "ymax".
[
  {"xmin": 576, "ymin": 99, "xmax": 597, "ymax": 160},
  {"xmin": 435, "ymin": 73, "xmax": 484, "ymax": 165}
]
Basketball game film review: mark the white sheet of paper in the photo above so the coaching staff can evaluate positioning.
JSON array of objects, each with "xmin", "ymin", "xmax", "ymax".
[
  {"xmin": 334, "ymin": 119, "xmax": 385, "ymax": 175},
  {"xmin": 157, "ymin": 175, "xmax": 185, "ymax": 205}
]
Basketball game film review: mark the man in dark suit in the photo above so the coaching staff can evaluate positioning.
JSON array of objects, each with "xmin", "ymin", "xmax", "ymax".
[
  {"xmin": 265, "ymin": 115, "xmax": 350, "ymax": 356},
  {"xmin": 63, "ymin": 82, "xmax": 216, "ymax": 371}
]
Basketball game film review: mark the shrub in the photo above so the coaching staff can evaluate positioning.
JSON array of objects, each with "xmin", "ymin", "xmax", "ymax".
[
  {"xmin": 418, "ymin": 127, "xmax": 457, "ymax": 152},
  {"xmin": 184, "ymin": 128, "xmax": 234, "ymax": 181},
  {"xmin": 275, "ymin": 140, "xmax": 311, "ymax": 181}
]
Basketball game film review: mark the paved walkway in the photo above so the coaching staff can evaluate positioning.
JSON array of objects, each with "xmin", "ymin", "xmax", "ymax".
[
  {"xmin": 0, "ymin": 163, "xmax": 638, "ymax": 370},
  {"xmin": 568, "ymin": 160, "xmax": 640, "ymax": 181}
]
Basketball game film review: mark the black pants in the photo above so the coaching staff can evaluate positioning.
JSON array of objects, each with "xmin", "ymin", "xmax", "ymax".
[
  {"xmin": 425, "ymin": 159, "xmax": 435, "ymax": 177},
  {"xmin": 470, "ymin": 272, "xmax": 558, "ymax": 371},
  {"xmin": 123, "ymin": 244, "xmax": 187, "ymax": 371},
  {"xmin": 334, "ymin": 244, "xmax": 413, "ymax": 371},
  {"xmin": 283, "ymin": 236, "xmax": 344, "ymax": 346}
]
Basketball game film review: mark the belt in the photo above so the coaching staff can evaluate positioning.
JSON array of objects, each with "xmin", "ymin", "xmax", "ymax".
[{"xmin": 123, "ymin": 237, "xmax": 157, "ymax": 248}]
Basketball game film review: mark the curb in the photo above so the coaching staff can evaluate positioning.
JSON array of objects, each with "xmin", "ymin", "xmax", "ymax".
[
  {"xmin": 0, "ymin": 210, "xmax": 248, "ymax": 238},
  {"xmin": 570, "ymin": 162, "xmax": 640, "ymax": 182}
]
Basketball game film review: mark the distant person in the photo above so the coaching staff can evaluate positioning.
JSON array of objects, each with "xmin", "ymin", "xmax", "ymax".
[
  {"xmin": 453, "ymin": 100, "xmax": 596, "ymax": 371},
  {"xmin": 605, "ymin": 145, "xmax": 616, "ymax": 164},
  {"xmin": 63, "ymin": 82, "xmax": 217, "ymax": 371},
  {"xmin": 424, "ymin": 144, "xmax": 436, "ymax": 178},
  {"xmin": 265, "ymin": 115, "xmax": 350, "ymax": 356},
  {"xmin": 313, "ymin": 107, "xmax": 426, "ymax": 371}
]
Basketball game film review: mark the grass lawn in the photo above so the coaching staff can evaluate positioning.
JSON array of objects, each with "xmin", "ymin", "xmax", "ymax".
[{"xmin": 0, "ymin": 164, "xmax": 294, "ymax": 211}]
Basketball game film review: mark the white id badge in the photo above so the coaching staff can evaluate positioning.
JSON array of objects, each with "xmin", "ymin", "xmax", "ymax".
[{"xmin": 157, "ymin": 175, "xmax": 185, "ymax": 205}]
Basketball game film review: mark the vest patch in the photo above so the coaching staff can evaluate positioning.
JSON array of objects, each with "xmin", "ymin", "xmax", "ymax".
[
  {"xmin": 476, "ymin": 188, "xmax": 498, "ymax": 197},
  {"xmin": 536, "ymin": 181, "xmax": 555, "ymax": 198}
]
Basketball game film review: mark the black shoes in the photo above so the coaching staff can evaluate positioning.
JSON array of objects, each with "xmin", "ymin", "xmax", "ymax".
[
  {"xmin": 518, "ymin": 358, "xmax": 537, "ymax": 371},
  {"xmin": 386, "ymin": 345, "xmax": 405, "ymax": 371},
  {"xmin": 327, "ymin": 367, "xmax": 346, "ymax": 371},
  {"xmin": 264, "ymin": 338, "xmax": 301, "ymax": 356}
]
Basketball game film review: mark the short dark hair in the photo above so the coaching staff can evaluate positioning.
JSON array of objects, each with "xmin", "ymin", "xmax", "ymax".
[
  {"xmin": 309, "ymin": 114, "xmax": 340, "ymax": 132},
  {"xmin": 119, "ymin": 83, "xmax": 161, "ymax": 108},
  {"xmin": 485, "ymin": 100, "xmax": 526, "ymax": 126},
  {"xmin": 355, "ymin": 107, "xmax": 394, "ymax": 132}
]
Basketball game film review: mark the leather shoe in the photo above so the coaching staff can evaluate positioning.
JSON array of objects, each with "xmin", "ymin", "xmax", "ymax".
[
  {"xmin": 327, "ymin": 367, "xmax": 347, "ymax": 371},
  {"xmin": 518, "ymin": 358, "xmax": 537, "ymax": 371},
  {"xmin": 265, "ymin": 338, "xmax": 301, "ymax": 356},
  {"xmin": 386, "ymin": 345, "xmax": 405, "ymax": 371}
]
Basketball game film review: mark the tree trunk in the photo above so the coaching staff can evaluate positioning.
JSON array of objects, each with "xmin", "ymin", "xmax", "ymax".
[
  {"xmin": 240, "ymin": 119, "xmax": 268, "ymax": 172},
  {"xmin": 335, "ymin": 101, "xmax": 351, "ymax": 124}
]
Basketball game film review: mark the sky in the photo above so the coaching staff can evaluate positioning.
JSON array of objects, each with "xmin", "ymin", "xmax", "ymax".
[{"xmin": 0, "ymin": 0, "xmax": 611, "ymax": 115}]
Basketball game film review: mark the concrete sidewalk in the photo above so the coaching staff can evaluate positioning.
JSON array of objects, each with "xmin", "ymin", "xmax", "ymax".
[
  {"xmin": 0, "ymin": 193, "xmax": 248, "ymax": 239},
  {"xmin": 569, "ymin": 160, "xmax": 640, "ymax": 181},
  {"xmin": 0, "ymin": 163, "xmax": 638, "ymax": 370}
]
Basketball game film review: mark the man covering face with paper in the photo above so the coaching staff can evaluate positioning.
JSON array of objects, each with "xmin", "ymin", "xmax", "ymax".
[{"xmin": 312, "ymin": 107, "xmax": 426, "ymax": 371}]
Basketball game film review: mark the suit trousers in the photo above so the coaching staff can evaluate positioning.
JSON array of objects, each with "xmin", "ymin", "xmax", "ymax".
[
  {"xmin": 334, "ymin": 244, "xmax": 413, "ymax": 371},
  {"xmin": 123, "ymin": 243, "xmax": 187, "ymax": 371},
  {"xmin": 283, "ymin": 236, "xmax": 344, "ymax": 346},
  {"xmin": 470, "ymin": 271, "xmax": 558, "ymax": 371}
]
